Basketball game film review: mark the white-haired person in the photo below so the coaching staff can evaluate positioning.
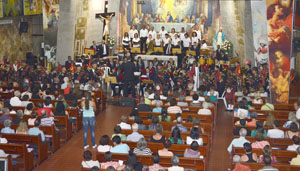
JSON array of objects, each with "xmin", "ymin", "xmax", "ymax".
[
  {"xmin": 10, "ymin": 90, "xmax": 22, "ymax": 106},
  {"xmin": 197, "ymin": 102, "xmax": 211, "ymax": 115},
  {"xmin": 127, "ymin": 123, "xmax": 144, "ymax": 142}
]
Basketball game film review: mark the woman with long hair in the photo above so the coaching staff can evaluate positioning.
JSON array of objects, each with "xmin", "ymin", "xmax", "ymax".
[
  {"xmin": 169, "ymin": 126, "xmax": 183, "ymax": 144},
  {"xmin": 16, "ymin": 120, "xmax": 29, "ymax": 134},
  {"xmin": 81, "ymin": 92, "xmax": 96, "ymax": 149}
]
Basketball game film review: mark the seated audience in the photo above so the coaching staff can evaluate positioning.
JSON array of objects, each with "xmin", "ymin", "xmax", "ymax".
[
  {"xmin": 127, "ymin": 123, "xmax": 144, "ymax": 142},
  {"xmin": 152, "ymin": 101, "xmax": 162, "ymax": 113},
  {"xmin": 10, "ymin": 90, "xmax": 22, "ymax": 106},
  {"xmin": 167, "ymin": 98, "xmax": 182, "ymax": 114},
  {"xmin": 97, "ymin": 135, "xmax": 112, "ymax": 152},
  {"xmin": 171, "ymin": 115, "xmax": 188, "ymax": 133},
  {"xmin": 110, "ymin": 136, "xmax": 130, "ymax": 154},
  {"xmin": 197, "ymin": 102, "xmax": 211, "ymax": 115},
  {"xmin": 1, "ymin": 119, "xmax": 15, "ymax": 134},
  {"xmin": 124, "ymin": 152, "xmax": 143, "ymax": 171},
  {"xmin": 233, "ymin": 119, "xmax": 251, "ymax": 136},
  {"xmin": 258, "ymin": 155, "xmax": 278, "ymax": 171},
  {"xmin": 148, "ymin": 116, "xmax": 159, "ymax": 130},
  {"xmin": 232, "ymin": 155, "xmax": 251, "ymax": 171},
  {"xmin": 187, "ymin": 127, "xmax": 203, "ymax": 145},
  {"xmin": 228, "ymin": 128, "xmax": 249, "ymax": 153},
  {"xmin": 81, "ymin": 150, "xmax": 100, "ymax": 168},
  {"xmin": 283, "ymin": 112, "xmax": 299, "ymax": 128},
  {"xmin": 285, "ymin": 122, "xmax": 300, "ymax": 139},
  {"xmin": 190, "ymin": 94, "xmax": 201, "ymax": 107},
  {"xmin": 133, "ymin": 138, "xmax": 152, "ymax": 155},
  {"xmin": 21, "ymin": 86, "xmax": 32, "ymax": 99},
  {"xmin": 16, "ymin": 120, "xmax": 29, "ymax": 134},
  {"xmin": 54, "ymin": 101, "xmax": 68, "ymax": 116},
  {"xmin": 40, "ymin": 110, "xmax": 55, "ymax": 126},
  {"xmin": 0, "ymin": 108, "xmax": 12, "ymax": 124},
  {"xmin": 247, "ymin": 112, "xmax": 257, "ymax": 127},
  {"xmin": 158, "ymin": 140, "xmax": 173, "ymax": 157},
  {"xmin": 177, "ymin": 95, "xmax": 188, "ymax": 107},
  {"xmin": 240, "ymin": 142, "xmax": 258, "ymax": 162},
  {"xmin": 150, "ymin": 124, "xmax": 166, "ymax": 143},
  {"xmin": 28, "ymin": 111, "xmax": 38, "ymax": 126},
  {"xmin": 159, "ymin": 108, "xmax": 171, "ymax": 122},
  {"xmin": 13, "ymin": 110, "xmax": 23, "ymax": 124},
  {"xmin": 36, "ymin": 102, "xmax": 52, "ymax": 116},
  {"xmin": 264, "ymin": 113, "xmax": 275, "ymax": 127},
  {"xmin": 295, "ymin": 101, "xmax": 300, "ymax": 119},
  {"xmin": 21, "ymin": 95, "xmax": 31, "ymax": 107},
  {"xmin": 258, "ymin": 145, "xmax": 277, "ymax": 164},
  {"xmin": 137, "ymin": 97, "xmax": 151, "ymax": 112},
  {"xmin": 134, "ymin": 116, "xmax": 147, "ymax": 130},
  {"xmin": 44, "ymin": 96, "xmax": 53, "ymax": 108},
  {"xmin": 24, "ymin": 103, "xmax": 34, "ymax": 115},
  {"xmin": 267, "ymin": 120, "xmax": 284, "ymax": 138},
  {"xmin": 260, "ymin": 98, "xmax": 274, "ymax": 111},
  {"xmin": 168, "ymin": 156, "xmax": 184, "ymax": 171},
  {"xmin": 151, "ymin": 94, "xmax": 163, "ymax": 106},
  {"xmin": 169, "ymin": 126, "xmax": 183, "ymax": 144},
  {"xmin": 192, "ymin": 117, "xmax": 205, "ymax": 134},
  {"xmin": 28, "ymin": 119, "xmax": 45, "ymax": 142},
  {"xmin": 290, "ymin": 146, "xmax": 300, "ymax": 165},
  {"xmin": 234, "ymin": 101, "xmax": 249, "ymax": 119},
  {"xmin": 184, "ymin": 141, "xmax": 201, "ymax": 158},
  {"xmin": 111, "ymin": 125, "xmax": 127, "ymax": 141},
  {"xmin": 149, "ymin": 153, "xmax": 165, "ymax": 171},
  {"xmin": 252, "ymin": 132, "xmax": 270, "ymax": 149},
  {"xmin": 251, "ymin": 121, "xmax": 267, "ymax": 137},
  {"xmin": 118, "ymin": 115, "xmax": 131, "ymax": 130},
  {"xmin": 287, "ymin": 136, "xmax": 300, "ymax": 151},
  {"xmin": 100, "ymin": 152, "xmax": 120, "ymax": 169}
]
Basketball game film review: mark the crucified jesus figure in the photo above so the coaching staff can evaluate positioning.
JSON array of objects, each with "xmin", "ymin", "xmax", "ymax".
[{"xmin": 99, "ymin": 13, "xmax": 114, "ymax": 36}]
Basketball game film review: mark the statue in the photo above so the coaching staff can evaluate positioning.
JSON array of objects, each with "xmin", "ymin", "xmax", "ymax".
[
  {"xmin": 99, "ymin": 13, "xmax": 114, "ymax": 36},
  {"xmin": 213, "ymin": 27, "xmax": 226, "ymax": 51}
]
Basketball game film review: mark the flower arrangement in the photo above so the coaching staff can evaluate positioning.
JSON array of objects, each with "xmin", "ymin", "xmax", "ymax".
[
  {"xmin": 221, "ymin": 40, "xmax": 233, "ymax": 55},
  {"xmin": 107, "ymin": 36, "xmax": 116, "ymax": 48}
]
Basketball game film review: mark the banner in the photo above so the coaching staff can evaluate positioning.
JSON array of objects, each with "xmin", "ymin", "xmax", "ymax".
[
  {"xmin": 2, "ymin": 0, "xmax": 23, "ymax": 17},
  {"xmin": 251, "ymin": 0, "xmax": 269, "ymax": 65},
  {"xmin": 43, "ymin": 0, "xmax": 59, "ymax": 65},
  {"xmin": 0, "ymin": 0, "xmax": 3, "ymax": 18},
  {"xmin": 266, "ymin": 0, "xmax": 294, "ymax": 104},
  {"xmin": 23, "ymin": 0, "xmax": 42, "ymax": 15}
]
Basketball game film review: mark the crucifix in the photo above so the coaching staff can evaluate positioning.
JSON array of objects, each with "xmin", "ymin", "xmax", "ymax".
[{"xmin": 95, "ymin": 0, "xmax": 115, "ymax": 38}]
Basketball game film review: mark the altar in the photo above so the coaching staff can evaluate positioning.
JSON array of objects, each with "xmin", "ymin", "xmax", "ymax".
[
  {"xmin": 150, "ymin": 22, "xmax": 195, "ymax": 32},
  {"xmin": 135, "ymin": 55, "xmax": 178, "ymax": 67}
]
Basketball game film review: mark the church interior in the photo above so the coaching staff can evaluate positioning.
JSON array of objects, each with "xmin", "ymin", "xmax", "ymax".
[{"xmin": 0, "ymin": 0, "xmax": 300, "ymax": 170}]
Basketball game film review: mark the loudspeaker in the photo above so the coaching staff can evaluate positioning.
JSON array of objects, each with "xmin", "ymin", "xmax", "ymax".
[
  {"xmin": 119, "ymin": 97, "xmax": 136, "ymax": 107},
  {"xmin": 19, "ymin": 22, "xmax": 28, "ymax": 33}
]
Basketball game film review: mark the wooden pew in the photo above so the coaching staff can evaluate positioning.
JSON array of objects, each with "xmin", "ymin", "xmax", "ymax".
[
  {"xmin": 233, "ymin": 136, "xmax": 293, "ymax": 149},
  {"xmin": 96, "ymin": 152, "xmax": 206, "ymax": 171},
  {"xmin": 232, "ymin": 147, "xmax": 297, "ymax": 163},
  {"xmin": 232, "ymin": 117, "xmax": 293, "ymax": 127},
  {"xmin": 121, "ymin": 129, "xmax": 210, "ymax": 150},
  {"xmin": 0, "ymin": 124, "xmax": 60, "ymax": 153},
  {"xmin": 1, "ymin": 133, "xmax": 48, "ymax": 164},
  {"xmin": 0, "ymin": 156, "xmax": 13, "ymax": 171},
  {"xmin": 0, "ymin": 92, "xmax": 14, "ymax": 100},
  {"xmin": 234, "ymin": 96, "xmax": 299, "ymax": 105},
  {"xmin": 234, "ymin": 103, "xmax": 295, "ymax": 111},
  {"xmin": 0, "ymin": 143, "xmax": 34, "ymax": 171},
  {"xmin": 232, "ymin": 162, "xmax": 300, "ymax": 171}
]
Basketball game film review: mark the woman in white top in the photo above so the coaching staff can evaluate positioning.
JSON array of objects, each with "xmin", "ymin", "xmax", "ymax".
[
  {"xmin": 169, "ymin": 28, "xmax": 176, "ymax": 40},
  {"xmin": 122, "ymin": 32, "xmax": 130, "ymax": 50},
  {"xmin": 129, "ymin": 25, "xmax": 138, "ymax": 41},
  {"xmin": 132, "ymin": 33, "xmax": 140, "ymax": 48},
  {"xmin": 186, "ymin": 127, "xmax": 203, "ymax": 145},
  {"xmin": 155, "ymin": 34, "xmax": 163, "ymax": 47},
  {"xmin": 172, "ymin": 34, "xmax": 181, "ymax": 48},
  {"xmin": 97, "ymin": 135, "xmax": 112, "ymax": 152},
  {"xmin": 148, "ymin": 26, "xmax": 156, "ymax": 40},
  {"xmin": 182, "ymin": 33, "xmax": 191, "ymax": 53},
  {"xmin": 81, "ymin": 150, "xmax": 100, "ymax": 168},
  {"xmin": 179, "ymin": 27, "xmax": 186, "ymax": 40},
  {"xmin": 191, "ymin": 32, "xmax": 199, "ymax": 45}
]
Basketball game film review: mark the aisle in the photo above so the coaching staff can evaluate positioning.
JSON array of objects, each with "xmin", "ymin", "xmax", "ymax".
[
  {"xmin": 35, "ymin": 105, "xmax": 132, "ymax": 171},
  {"xmin": 207, "ymin": 101, "xmax": 233, "ymax": 171}
]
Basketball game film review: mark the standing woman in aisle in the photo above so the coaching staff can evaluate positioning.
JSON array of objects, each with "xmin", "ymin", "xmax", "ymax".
[{"xmin": 82, "ymin": 92, "xmax": 96, "ymax": 149}]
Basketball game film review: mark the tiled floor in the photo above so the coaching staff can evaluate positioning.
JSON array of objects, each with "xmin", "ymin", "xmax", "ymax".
[{"xmin": 35, "ymin": 100, "xmax": 233, "ymax": 171}]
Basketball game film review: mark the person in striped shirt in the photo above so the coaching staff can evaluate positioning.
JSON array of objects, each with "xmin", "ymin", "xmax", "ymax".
[
  {"xmin": 167, "ymin": 98, "xmax": 182, "ymax": 114},
  {"xmin": 133, "ymin": 138, "xmax": 152, "ymax": 155}
]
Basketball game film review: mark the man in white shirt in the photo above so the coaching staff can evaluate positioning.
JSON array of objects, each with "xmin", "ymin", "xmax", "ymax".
[
  {"xmin": 163, "ymin": 34, "xmax": 171, "ymax": 45},
  {"xmin": 21, "ymin": 86, "xmax": 32, "ymax": 99},
  {"xmin": 126, "ymin": 123, "xmax": 144, "ymax": 142},
  {"xmin": 10, "ymin": 90, "xmax": 22, "ymax": 106},
  {"xmin": 148, "ymin": 26, "xmax": 156, "ymax": 40},
  {"xmin": 118, "ymin": 115, "xmax": 131, "ymax": 130},
  {"xmin": 159, "ymin": 26, "xmax": 168, "ymax": 38},
  {"xmin": 227, "ymin": 128, "xmax": 250, "ymax": 153},
  {"xmin": 267, "ymin": 120, "xmax": 284, "ymax": 138},
  {"xmin": 139, "ymin": 25, "xmax": 148, "ymax": 53},
  {"xmin": 287, "ymin": 136, "xmax": 300, "ymax": 151},
  {"xmin": 197, "ymin": 102, "xmax": 212, "ymax": 115}
]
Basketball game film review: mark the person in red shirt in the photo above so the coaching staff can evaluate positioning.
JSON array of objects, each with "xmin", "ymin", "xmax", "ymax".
[{"xmin": 36, "ymin": 102, "xmax": 53, "ymax": 116}]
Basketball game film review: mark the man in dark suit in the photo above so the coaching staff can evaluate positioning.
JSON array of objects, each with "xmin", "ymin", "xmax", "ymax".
[
  {"xmin": 110, "ymin": 69, "xmax": 123, "ymax": 96},
  {"xmin": 120, "ymin": 57, "xmax": 136, "ymax": 97},
  {"xmin": 26, "ymin": 50, "xmax": 36, "ymax": 67},
  {"xmin": 215, "ymin": 45, "xmax": 222, "ymax": 59},
  {"xmin": 99, "ymin": 40, "xmax": 109, "ymax": 58},
  {"xmin": 65, "ymin": 56, "xmax": 72, "ymax": 70},
  {"xmin": 90, "ymin": 41, "xmax": 100, "ymax": 58},
  {"xmin": 163, "ymin": 39, "xmax": 174, "ymax": 55}
]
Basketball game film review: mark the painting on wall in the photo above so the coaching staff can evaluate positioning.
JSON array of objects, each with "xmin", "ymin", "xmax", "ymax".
[
  {"xmin": 266, "ymin": 0, "xmax": 294, "ymax": 104},
  {"xmin": 43, "ymin": 0, "xmax": 59, "ymax": 65},
  {"xmin": 2, "ymin": 0, "xmax": 23, "ymax": 17},
  {"xmin": 118, "ymin": 0, "xmax": 220, "ymax": 45},
  {"xmin": 24, "ymin": 0, "xmax": 42, "ymax": 15}
]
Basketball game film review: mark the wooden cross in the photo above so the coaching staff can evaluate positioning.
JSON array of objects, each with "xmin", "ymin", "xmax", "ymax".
[{"xmin": 95, "ymin": 0, "xmax": 115, "ymax": 33}]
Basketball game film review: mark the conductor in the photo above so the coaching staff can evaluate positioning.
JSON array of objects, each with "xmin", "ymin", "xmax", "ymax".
[{"xmin": 121, "ymin": 57, "xmax": 136, "ymax": 97}]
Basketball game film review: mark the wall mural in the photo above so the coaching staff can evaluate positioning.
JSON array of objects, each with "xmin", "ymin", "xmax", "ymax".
[
  {"xmin": 2, "ymin": 0, "xmax": 23, "ymax": 17},
  {"xmin": 266, "ymin": 0, "xmax": 294, "ymax": 104},
  {"xmin": 24, "ymin": 0, "xmax": 42, "ymax": 15},
  {"xmin": 0, "ymin": 0, "xmax": 3, "ymax": 18},
  {"xmin": 118, "ymin": 0, "xmax": 220, "ymax": 46},
  {"xmin": 0, "ymin": 19, "xmax": 33, "ymax": 62},
  {"xmin": 43, "ymin": 0, "xmax": 59, "ymax": 65}
]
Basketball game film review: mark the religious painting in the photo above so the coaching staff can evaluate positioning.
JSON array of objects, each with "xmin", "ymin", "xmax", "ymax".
[
  {"xmin": 266, "ymin": 0, "xmax": 294, "ymax": 104},
  {"xmin": 73, "ymin": 0, "xmax": 89, "ymax": 57},
  {"xmin": 43, "ymin": 0, "xmax": 59, "ymax": 65},
  {"xmin": 251, "ymin": 0, "xmax": 270, "ymax": 66},
  {"xmin": 118, "ymin": 0, "xmax": 220, "ymax": 46},
  {"xmin": 23, "ymin": 0, "xmax": 42, "ymax": 15},
  {"xmin": 2, "ymin": 0, "xmax": 23, "ymax": 17},
  {"xmin": 0, "ymin": 0, "xmax": 3, "ymax": 18},
  {"xmin": 0, "ymin": 19, "xmax": 33, "ymax": 62}
]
